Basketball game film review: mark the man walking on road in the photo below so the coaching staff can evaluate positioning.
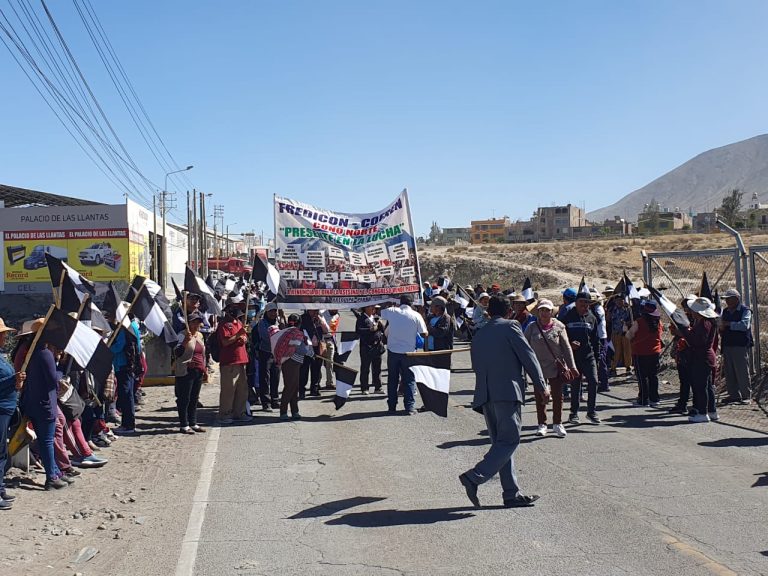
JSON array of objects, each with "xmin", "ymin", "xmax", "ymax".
[
  {"xmin": 719, "ymin": 288, "xmax": 753, "ymax": 404},
  {"xmin": 380, "ymin": 295, "xmax": 427, "ymax": 415},
  {"xmin": 563, "ymin": 291, "xmax": 602, "ymax": 424},
  {"xmin": 460, "ymin": 294, "xmax": 549, "ymax": 508}
]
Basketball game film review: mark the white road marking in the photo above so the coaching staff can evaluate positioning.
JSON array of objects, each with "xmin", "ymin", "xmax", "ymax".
[{"xmin": 175, "ymin": 426, "xmax": 221, "ymax": 576}]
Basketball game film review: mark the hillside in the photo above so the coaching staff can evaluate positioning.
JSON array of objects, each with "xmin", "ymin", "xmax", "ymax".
[{"xmin": 588, "ymin": 134, "xmax": 768, "ymax": 223}]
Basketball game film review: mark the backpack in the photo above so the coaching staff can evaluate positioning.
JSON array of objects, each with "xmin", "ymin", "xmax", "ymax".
[{"xmin": 208, "ymin": 324, "xmax": 223, "ymax": 363}]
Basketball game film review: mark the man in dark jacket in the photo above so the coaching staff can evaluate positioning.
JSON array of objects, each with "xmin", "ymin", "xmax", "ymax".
[
  {"xmin": 355, "ymin": 305, "xmax": 384, "ymax": 394},
  {"xmin": 426, "ymin": 297, "xmax": 455, "ymax": 352},
  {"xmin": 299, "ymin": 310, "xmax": 328, "ymax": 397},
  {"xmin": 562, "ymin": 292, "xmax": 601, "ymax": 424},
  {"xmin": 256, "ymin": 302, "xmax": 282, "ymax": 411}
]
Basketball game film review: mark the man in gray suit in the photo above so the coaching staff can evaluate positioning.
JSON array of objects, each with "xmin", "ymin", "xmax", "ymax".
[{"xmin": 460, "ymin": 294, "xmax": 549, "ymax": 508}]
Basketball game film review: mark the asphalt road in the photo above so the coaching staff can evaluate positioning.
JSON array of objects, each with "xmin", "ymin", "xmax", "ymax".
[{"xmin": 186, "ymin": 345, "xmax": 768, "ymax": 576}]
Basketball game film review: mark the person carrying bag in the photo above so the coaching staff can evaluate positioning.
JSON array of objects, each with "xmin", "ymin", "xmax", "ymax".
[{"xmin": 524, "ymin": 299, "xmax": 578, "ymax": 438}]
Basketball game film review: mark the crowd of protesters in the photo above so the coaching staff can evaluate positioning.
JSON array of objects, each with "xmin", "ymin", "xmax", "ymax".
[{"xmin": 0, "ymin": 265, "xmax": 754, "ymax": 508}]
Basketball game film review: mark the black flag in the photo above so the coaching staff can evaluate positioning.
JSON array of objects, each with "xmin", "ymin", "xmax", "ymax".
[
  {"xmin": 39, "ymin": 308, "xmax": 113, "ymax": 383},
  {"xmin": 699, "ymin": 272, "xmax": 713, "ymax": 300},
  {"xmin": 333, "ymin": 364, "xmax": 358, "ymax": 410},
  {"xmin": 409, "ymin": 352, "xmax": 452, "ymax": 417},
  {"xmin": 521, "ymin": 277, "xmax": 534, "ymax": 302},
  {"xmin": 185, "ymin": 266, "xmax": 222, "ymax": 315}
]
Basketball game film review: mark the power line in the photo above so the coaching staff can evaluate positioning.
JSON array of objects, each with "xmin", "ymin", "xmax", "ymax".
[{"xmin": 0, "ymin": 7, "xmax": 151, "ymax": 206}]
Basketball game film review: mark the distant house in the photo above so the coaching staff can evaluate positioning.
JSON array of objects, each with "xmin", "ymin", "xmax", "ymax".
[
  {"xmin": 440, "ymin": 227, "xmax": 471, "ymax": 245},
  {"xmin": 637, "ymin": 210, "xmax": 691, "ymax": 234},
  {"xmin": 470, "ymin": 217, "xmax": 510, "ymax": 244},
  {"xmin": 693, "ymin": 211, "xmax": 718, "ymax": 232},
  {"xmin": 534, "ymin": 204, "xmax": 588, "ymax": 240}
]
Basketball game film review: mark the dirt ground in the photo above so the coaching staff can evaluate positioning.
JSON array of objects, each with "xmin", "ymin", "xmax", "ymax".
[
  {"xmin": 0, "ymin": 378, "xmax": 221, "ymax": 576},
  {"xmin": 420, "ymin": 230, "xmax": 768, "ymax": 299}
]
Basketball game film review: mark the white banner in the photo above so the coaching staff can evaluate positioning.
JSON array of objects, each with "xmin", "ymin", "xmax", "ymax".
[{"xmin": 274, "ymin": 190, "xmax": 422, "ymax": 309}]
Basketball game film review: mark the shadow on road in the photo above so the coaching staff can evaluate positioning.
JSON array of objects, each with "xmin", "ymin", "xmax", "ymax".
[
  {"xmin": 602, "ymin": 413, "xmax": 685, "ymax": 429},
  {"xmin": 436, "ymin": 437, "xmax": 491, "ymax": 450},
  {"xmin": 288, "ymin": 496, "xmax": 387, "ymax": 519},
  {"xmin": 698, "ymin": 437, "xmax": 768, "ymax": 448},
  {"xmin": 752, "ymin": 473, "xmax": 768, "ymax": 487},
  {"xmin": 325, "ymin": 506, "xmax": 478, "ymax": 527}
]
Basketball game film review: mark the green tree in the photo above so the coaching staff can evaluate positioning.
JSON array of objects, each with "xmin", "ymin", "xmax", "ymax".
[
  {"xmin": 719, "ymin": 189, "xmax": 743, "ymax": 227},
  {"xmin": 428, "ymin": 221, "xmax": 442, "ymax": 243},
  {"xmin": 642, "ymin": 199, "xmax": 660, "ymax": 233}
]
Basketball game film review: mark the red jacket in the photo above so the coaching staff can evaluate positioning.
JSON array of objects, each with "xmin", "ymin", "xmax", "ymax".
[{"xmin": 631, "ymin": 316, "xmax": 663, "ymax": 356}]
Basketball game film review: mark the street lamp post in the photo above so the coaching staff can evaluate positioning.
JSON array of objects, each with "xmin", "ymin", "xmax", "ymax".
[{"xmin": 162, "ymin": 165, "xmax": 193, "ymax": 287}]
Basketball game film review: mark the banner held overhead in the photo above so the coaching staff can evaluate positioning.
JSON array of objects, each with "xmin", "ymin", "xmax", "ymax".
[{"xmin": 274, "ymin": 190, "xmax": 422, "ymax": 309}]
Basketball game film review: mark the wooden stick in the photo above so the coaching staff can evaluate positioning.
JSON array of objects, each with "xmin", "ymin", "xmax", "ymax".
[
  {"xmin": 107, "ymin": 282, "xmax": 145, "ymax": 347},
  {"xmin": 406, "ymin": 347, "xmax": 470, "ymax": 357},
  {"xmin": 182, "ymin": 290, "xmax": 189, "ymax": 335},
  {"xmin": 52, "ymin": 268, "xmax": 66, "ymax": 308},
  {"xmin": 19, "ymin": 305, "xmax": 56, "ymax": 374},
  {"xmin": 330, "ymin": 360, "xmax": 358, "ymax": 373}
]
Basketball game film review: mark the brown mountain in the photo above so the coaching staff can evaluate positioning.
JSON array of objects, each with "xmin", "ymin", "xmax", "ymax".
[{"xmin": 588, "ymin": 134, "xmax": 768, "ymax": 223}]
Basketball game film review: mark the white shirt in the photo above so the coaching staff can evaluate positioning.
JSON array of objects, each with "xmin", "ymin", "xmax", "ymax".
[{"xmin": 380, "ymin": 304, "xmax": 428, "ymax": 354}]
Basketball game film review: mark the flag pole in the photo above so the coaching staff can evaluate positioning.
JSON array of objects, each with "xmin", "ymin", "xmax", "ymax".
[
  {"xmin": 406, "ymin": 348, "xmax": 471, "ymax": 357},
  {"xmin": 19, "ymin": 305, "xmax": 56, "ymax": 374},
  {"xmin": 182, "ymin": 290, "xmax": 189, "ymax": 336},
  {"xmin": 52, "ymin": 268, "xmax": 66, "ymax": 308},
  {"xmin": 330, "ymin": 360, "xmax": 358, "ymax": 372},
  {"xmin": 107, "ymin": 282, "xmax": 146, "ymax": 347}
]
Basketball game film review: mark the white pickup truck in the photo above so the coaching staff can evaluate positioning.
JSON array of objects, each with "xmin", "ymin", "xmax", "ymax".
[{"xmin": 79, "ymin": 242, "xmax": 114, "ymax": 266}]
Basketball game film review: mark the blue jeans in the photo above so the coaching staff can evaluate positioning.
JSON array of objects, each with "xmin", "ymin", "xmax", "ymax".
[
  {"xmin": 116, "ymin": 370, "xmax": 136, "ymax": 430},
  {"xmin": 0, "ymin": 412, "xmax": 12, "ymax": 492},
  {"xmin": 387, "ymin": 351, "xmax": 415, "ymax": 411},
  {"xmin": 465, "ymin": 400, "xmax": 522, "ymax": 500},
  {"xmin": 30, "ymin": 416, "xmax": 60, "ymax": 481}
]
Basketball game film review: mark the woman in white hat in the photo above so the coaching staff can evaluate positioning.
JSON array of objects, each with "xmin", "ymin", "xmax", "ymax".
[
  {"xmin": 685, "ymin": 297, "xmax": 719, "ymax": 423},
  {"xmin": 0, "ymin": 318, "xmax": 25, "ymax": 508},
  {"xmin": 524, "ymin": 299, "xmax": 577, "ymax": 438}
]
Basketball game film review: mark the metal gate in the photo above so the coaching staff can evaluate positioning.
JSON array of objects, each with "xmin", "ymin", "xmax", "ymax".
[
  {"xmin": 643, "ymin": 248, "xmax": 744, "ymax": 303},
  {"xmin": 749, "ymin": 246, "xmax": 768, "ymax": 373}
]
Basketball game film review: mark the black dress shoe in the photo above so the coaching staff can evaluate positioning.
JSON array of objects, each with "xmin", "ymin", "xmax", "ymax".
[
  {"xmin": 503, "ymin": 494, "xmax": 539, "ymax": 508},
  {"xmin": 459, "ymin": 473, "xmax": 480, "ymax": 508}
]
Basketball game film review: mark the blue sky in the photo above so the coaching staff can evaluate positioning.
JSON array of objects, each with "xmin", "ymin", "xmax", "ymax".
[{"xmin": 1, "ymin": 0, "xmax": 767, "ymax": 237}]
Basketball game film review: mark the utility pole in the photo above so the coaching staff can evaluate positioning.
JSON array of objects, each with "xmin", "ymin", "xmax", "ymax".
[
  {"xmin": 213, "ymin": 205, "xmax": 224, "ymax": 260},
  {"xmin": 160, "ymin": 189, "xmax": 177, "ymax": 288},
  {"xmin": 192, "ymin": 189, "xmax": 197, "ymax": 273},
  {"xmin": 200, "ymin": 193, "xmax": 208, "ymax": 276},
  {"xmin": 186, "ymin": 190, "xmax": 191, "ymax": 267},
  {"xmin": 152, "ymin": 193, "xmax": 158, "ymax": 281}
]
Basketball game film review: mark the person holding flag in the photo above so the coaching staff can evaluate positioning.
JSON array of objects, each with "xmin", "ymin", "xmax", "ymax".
[
  {"xmin": 0, "ymin": 318, "xmax": 24, "ymax": 506},
  {"xmin": 174, "ymin": 312, "xmax": 207, "ymax": 434},
  {"xmin": 106, "ymin": 310, "xmax": 142, "ymax": 436},
  {"xmin": 562, "ymin": 291, "xmax": 602, "ymax": 424},
  {"xmin": 272, "ymin": 314, "xmax": 313, "ymax": 420}
]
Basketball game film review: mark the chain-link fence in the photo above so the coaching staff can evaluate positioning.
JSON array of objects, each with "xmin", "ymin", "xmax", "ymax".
[
  {"xmin": 749, "ymin": 246, "xmax": 768, "ymax": 407},
  {"xmin": 643, "ymin": 248, "xmax": 743, "ymax": 303},
  {"xmin": 643, "ymin": 248, "xmax": 745, "ymax": 399}
]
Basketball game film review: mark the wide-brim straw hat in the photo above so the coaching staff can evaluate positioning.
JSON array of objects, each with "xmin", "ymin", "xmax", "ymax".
[
  {"xmin": 0, "ymin": 318, "xmax": 17, "ymax": 334},
  {"xmin": 689, "ymin": 297, "xmax": 718, "ymax": 318},
  {"xmin": 17, "ymin": 318, "xmax": 45, "ymax": 336}
]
